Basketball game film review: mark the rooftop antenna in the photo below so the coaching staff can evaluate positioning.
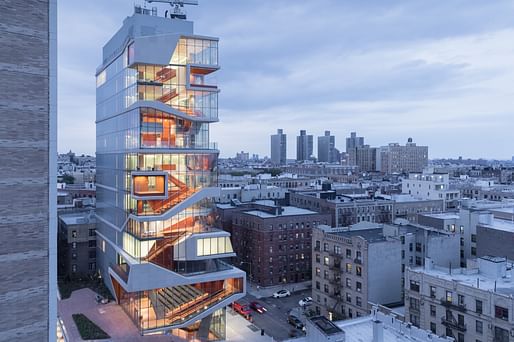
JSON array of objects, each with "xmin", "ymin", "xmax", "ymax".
[{"xmin": 145, "ymin": 0, "xmax": 198, "ymax": 19}]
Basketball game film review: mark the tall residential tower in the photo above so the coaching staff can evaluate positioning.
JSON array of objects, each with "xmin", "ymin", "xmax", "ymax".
[
  {"xmin": 0, "ymin": 0, "xmax": 57, "ymax": 340},
  {"xmin": 271, "ymin": 128, "xmax": 287, "ymax": 165},
  {"xmin": 95, "ymin": 3, "xmax": 245, "ymax": 339},
  {"xmin": 296, "ymin": 130, "xmax": 313, "ymax": 162}
]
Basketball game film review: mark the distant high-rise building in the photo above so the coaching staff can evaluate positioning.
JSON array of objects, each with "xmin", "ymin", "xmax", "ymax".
[
  {"xmin": 0, "ymin": 1, "xmax": 57, "ymax": 340},
  {"xmin": 95, "ymin": 5, "xmax": 245, "ymax": 338},
  {"xmin": 235, "ymin": 151, "xmax": 249, "ymax": 161},
  {"xmin": 353, "ymin": 145, "xmax": 378, "ymax": 172},
  {"xmin": 296, "ymin": 130, "xmax": 313, "ymax": 161},
  {"xmin": 346, "ymin": 132, "xmax": 365, "ymax": 165},
  {"xmin": 318, "ymin": 130, "xmax": 340, "ymax": 163},
  {"xmin": 378, "ymin": 138, "xmax": 428, "ymax": 174},
  {"xmin": 271, "ymin": 129, "xmax": 287, "ymax": 165},
  {"xmin": 346, "ymin": 131, "xmax": 365, "ymax": 152}
]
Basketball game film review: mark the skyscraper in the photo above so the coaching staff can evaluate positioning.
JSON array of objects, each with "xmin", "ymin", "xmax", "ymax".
[
  {"xmin": 95, "ymin": 4, "xmax": 245, "ymax": 338},
  {"xmin": 0, "ymin": 1, "xmax": 57, "ymax": 340},
  {"xmin": 296, "ymin": 130, "xmax": 313, "ymax": 161},
  {"xmin": 346, "ymin": 131, "xmax": 365, "ymax": 152},
  {"xmin": 271, "ymin": 128, "xmax": 287, "ymax": 165},
  {"xmin": 318, "ymin": 130, "xmax": 340, "ymax": 163}
]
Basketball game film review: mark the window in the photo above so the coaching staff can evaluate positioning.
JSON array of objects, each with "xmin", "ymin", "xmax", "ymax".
[
  {"xmin": 197, "ymin": 237, "xmax": 234, "ymax": 256},
  {"xmin": 471, "ymin": 234, "xmax": 477, "ymax": 243},
  {"xmin": 324, "ymin": 284, "xmax": 329, "ymax": 293},
  {"xmin": 430, "ymin": 286, "xmax": 436, "ymax": 298},
  {"xmin": 71, "ymin": 230, "xmax": 77, "ymax": 238},
  {"xmin": 409, "ymin": 298, "xmax": 420, "ymax": 311},
  {"xmin": 356, "ymin": 297, "xmax": 362, "ymax": 307},
  {"xmin": 316, "ymin": 254, "xmax": 320, "ymax": 263},
  {"xmin": 457, "ymin": 333, "xmax": 464, "ymax": 342},
  {"xmin": 475, "ymin": 320, "xmax": 483, "ymax": 334},
  {"xmin": 71, "ymin": 242, "xmax": 77, "ymax": 249},
  {"xmin": 316, "ymin": 281, "xmax": 320, "ymax": 290},
  {"xmin": 315, "ymin": 267, "xmax": 320, "ymax": 277},
  {"xmin": 415, "ymin": 242, "xmax": 422, "ymax": 252},
  {"xmin": 315, "ymin": 240, "xmax": 321, "ymax": 251},
  {"xmin": 356, "ymin": 266, "xmax": 362, "ymax": 276},
  {"xmin": 324, "ymin": 270, "xmax": 329, "ymax": 279},
  {"xmin": 471, "ymin": 247, "xmax": 477, "ymax": 256},
  {"xmin": 346, "ymin": 249, "xmax": 352, "ymax": 258},
  {"xmin": 430, "ymin": 322, "xmax": 436, "ymax": 334},
  {"xmin": 415, "ymin": 256, "xmax": 422, "ymax": 266},
  {"xmin": 458, "ymin": 294, "xmax": 465, "ymax": 306},
  {"xmin": 410, "ymin": 280, "xmax": 420, "ymax": 292},
  {"xmin": 71, "ymin": 253, "xmax": 77, "ymax": 260},
  {"xmin": 356, "ymin": 281, "xmax": 362, "ymax": 292},
  {"xmin": 346, "ymin": 278, "xmax": 351, "ymax": 288},
  {"xmin": 88, "ymin": 262, "xmax": 96, "ymax": 271},
  {"xmin": 346, "ymin": 263, "xmax": 352, "ymax": 273},
  {"xmin": 495, "ymin": 306, "xmax": 508, "ymax": 320},
  {"xmin": 88, "ymin": 250, "xmax": 95, "ymax": 259},
  {"xmin": 446, "ymin": 290, "xmax": 452, "ymax": 303},
  {"xmin": 324, "ymin": 243, "xmax": 329, "ymax": 252},
  {"xmin": 346, "ymin": 293, "xmax": 351, "ymax": 303},
  {"xmin": 88, "ymin": 240, "xmax": 96, "ymax": 248},
  {"xmin": 410, "ymin": 314, "xmax": 419, "ymax": 327},
  {"xmin": 476, "ymin": 299, "xmax": 483, "ymax": 314},
  {"xmin": 324, "ymin": 256, "xmax": 330, "ymax": 266},
  {"xmin": 430, "ymin": 305, "xmax": 436, "ymax": 317},
  {"xmin": 72, "ymin": 264, "xmax": 77, "ymax": 272},
  {"xmin": 494, "ymin": 326, "xmax": 509, "ymax": 342}
]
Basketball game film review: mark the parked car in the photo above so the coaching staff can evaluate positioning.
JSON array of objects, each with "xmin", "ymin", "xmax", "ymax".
[
  {"xmin": 288, "ymin": 315, "xmax": 304, "ymax": 330},
  {"xmin": 250, "ymin": 301, "xmax": 267, "ymax": 314},
  {"xmin": 231, "ymin": 301, "xmax": 252, "ymax": 318},
  {"xmin": 273, "ymin": 289, "xmax": 291, "ymax": 298},
  {"xmin": 298, "ymin": 296, "xmax": 313, "ymax": 307}
]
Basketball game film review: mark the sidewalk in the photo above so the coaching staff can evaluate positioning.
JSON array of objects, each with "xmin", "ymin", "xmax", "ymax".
[{"xmin": 246, "ymin": 281, "xmax": 311, "ymax": 299}]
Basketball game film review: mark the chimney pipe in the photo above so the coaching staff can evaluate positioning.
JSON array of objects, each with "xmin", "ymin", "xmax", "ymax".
[{"xmin": 373, "ymin": 320, "xmax": 383, "ymax": 342}]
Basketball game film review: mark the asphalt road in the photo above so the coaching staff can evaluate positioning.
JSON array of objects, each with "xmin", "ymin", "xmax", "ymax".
[{"xmin": 237, "ymin": 290, "xmax": 311, "ymax": 341}]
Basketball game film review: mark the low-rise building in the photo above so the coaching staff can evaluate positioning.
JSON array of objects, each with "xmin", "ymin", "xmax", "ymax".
[
  {"xmin": 294, "ymin": 305, "xmax": 452, "ymax": 342},
  {"xmin": 312, "ymin": 222, "xmax": 460, "ymax": 320},
  {"xmin": 402, "ymin": 171, "xmax": 460, "ymax": 209},
  {"xmin": 405, "ymin": 256, "xmax": 514, "ymax": 342},
  {"xmin": 231, "ymin": 203, "xmax": 331, "ymax": 286},
  {"xmin": 312, "ymin": 224, "xmax": 403, "ymax": 320},
  {"xmin": 57, "ymin": 210, "xmax": 97, "ymax": 279}
]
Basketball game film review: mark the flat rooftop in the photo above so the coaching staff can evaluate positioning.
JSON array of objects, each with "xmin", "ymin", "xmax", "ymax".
[
  {"xmin": 331, "ymin": 228, "xmax": 387, "ymax": 243},
  {"xmin": 421, "ymin": 213, "xmax": 460, "ymax": 220},
  {"xmin": 479, "ymin": 218, "xmax": 514, "ymax": 233},
  {"xmin": 243, "ymin": 206, "xmax": 318, "ymax": 218},
  {"xmin": 310, "ymin": 316, "xmax": 342, "ymax": 336},
  {"xmin": 59, "ymin": 212, "xmax": 95, "ymax": 225},
  {"xmin": 410, "ymin": 263, "xmax": 514, "ymax": 297}
]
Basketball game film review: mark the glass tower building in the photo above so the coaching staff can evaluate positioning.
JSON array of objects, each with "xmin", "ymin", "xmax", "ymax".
[{"xmin": 95, "ymin": 4, "xmax": 245, "ymax": 339}]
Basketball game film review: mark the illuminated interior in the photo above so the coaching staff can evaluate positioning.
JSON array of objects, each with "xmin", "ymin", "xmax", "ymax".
[
  {"xmin": 112, "ymin": 276, "xmax": 242, "ymax": 335},
  {"xmin": 133, "ymin": 175, "xmax": 166, "ymax": 197}
]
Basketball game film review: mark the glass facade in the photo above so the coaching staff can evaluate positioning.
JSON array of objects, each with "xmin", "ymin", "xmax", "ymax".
[{"xmin": 96, "ymin": 12, "xmax": 243, "ymax": 339}]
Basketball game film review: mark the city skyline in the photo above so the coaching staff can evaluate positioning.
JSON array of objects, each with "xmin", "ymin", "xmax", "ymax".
[{"xmin": 59, "ymin": 1, "xmax": 514, "ymax": 158}]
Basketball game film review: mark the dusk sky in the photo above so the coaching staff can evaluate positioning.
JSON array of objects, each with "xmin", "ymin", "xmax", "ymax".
[{"xmin": 59, "ymin": 1, "xmax": 514, "ymax": 159}]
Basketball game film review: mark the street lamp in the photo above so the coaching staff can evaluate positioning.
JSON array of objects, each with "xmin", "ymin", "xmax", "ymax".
[{"xmin": 240, "ymin": 261, "xmax": 252, "ymax": 282}]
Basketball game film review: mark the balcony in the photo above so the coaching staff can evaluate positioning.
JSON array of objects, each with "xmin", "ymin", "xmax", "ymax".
[
  {"xmin": 440, "ymin": 299, "xmax": 467, "ymax": 312},
  {"xmin": 441, "ymin": 316, "xmax": 466, "ymax": 332}
]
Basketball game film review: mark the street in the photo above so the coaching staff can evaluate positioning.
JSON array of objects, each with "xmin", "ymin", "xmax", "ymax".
[{"xmin": 235, "ymin": 290, "xmax": 312, "ymax": 341}]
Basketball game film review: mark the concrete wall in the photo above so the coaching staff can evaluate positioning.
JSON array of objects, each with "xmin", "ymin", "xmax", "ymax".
[
  {"xmin": 477, "ymin": 225, "xmax": 514, "ymax": 260},
  {"xmin": 0, "ymin": 0, "xmax": 56, "ymax": 340},
  {"xmin": 367, "ymin": 240, "xmax": 402, "ymax": 306}
]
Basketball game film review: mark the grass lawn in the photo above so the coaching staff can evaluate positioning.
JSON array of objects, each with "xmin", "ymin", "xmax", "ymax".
[
  {"xmin": 58, "ymin": 277, "xmax": 113, "ymax": 300},
  {"xmin": 72, "ymin": 313, "xmax": 110, "ymax": 340}
]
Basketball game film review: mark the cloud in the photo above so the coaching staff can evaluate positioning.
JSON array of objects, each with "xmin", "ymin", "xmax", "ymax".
[{"xmin": 58, "ymin": 1, "xmax": 514, "ymax": 159}]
